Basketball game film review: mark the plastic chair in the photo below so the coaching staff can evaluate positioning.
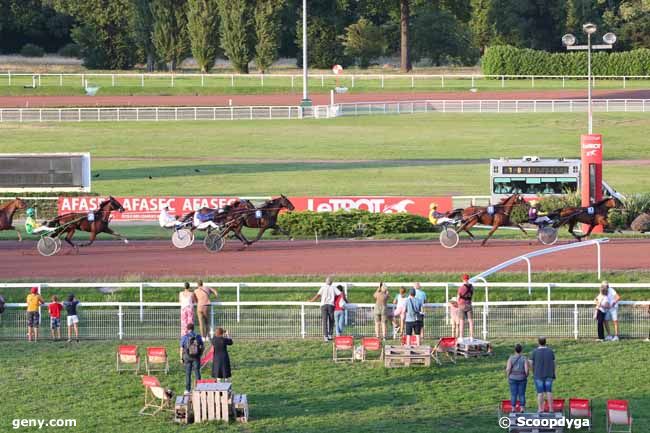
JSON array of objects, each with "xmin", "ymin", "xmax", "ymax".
[
  {"xmin": 360, "ymin": 337, "xmax": 383, "ymax": 362},
  {"xmin": 401, "ymin": 335, "xmax": 420, "ymax": 346},
  {"xmin": 498, "ymin": 400, "xmax": 522, "ymax": 417},
  {"xmin": 332, "ymin": 336, "xmax": 354, "ymax": 362},
  {"xmin": 196, "ymin": 379, "xmax": 217, "ymax": 384},
  {"xmin": 116, "ymin": 345, "xmax": 140, "ymax": 374},
  {"xmin": 543, "ymin": 398, "xmax": 565, "ymax": 414},
  {"xmin": 145, "ymin": 347, "xmax": 169, "ymax": 375},
  {"xmin": 569, "ymin": 398, "xmax": 592, "ymax": 431},
  {"xmin": 139, "ymin": 375, "xmax": 173, "ymax": 416},
  {"xmin": 607, "ymin": 400, "xmax": 633, "ymax": 433},
  {"xmin": 433, "ymin": 337, "xmax": 457, "ymax": 365}
]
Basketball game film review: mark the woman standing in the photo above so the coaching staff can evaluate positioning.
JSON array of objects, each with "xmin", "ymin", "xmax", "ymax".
[
  {"xmin": 179, "ymin": 282, "xmax": 196, "ymax": 361},
  {"xmin": 333, "ymin": 285, "xmax": 347, "ymax": 337},
  {"xmin": 595, "ymin": 286, "xmax": 610, "ymax": 341},
  {"xmin": 373, "ymin": 282, "xmax": 390, "ymax": 340},
  {"xmin": 211, "ymin": 327, "xmax": 233, "ymax": 382},
  {"xmin": 505, "ymin": 343, "xmax": 529, "ymax": 412}
]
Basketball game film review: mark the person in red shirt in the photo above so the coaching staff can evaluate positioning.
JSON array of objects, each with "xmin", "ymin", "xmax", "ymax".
[
  {"xmin": 457, "ymin": 274, "xmax": 474, "ymax": 341},
  {"xmin": 48, "ymin": 295, "xmax": 64, "ymax": 341},
  {"xmin": 333, "ymin": 285, "xmax": 348, "ymax": 337}
]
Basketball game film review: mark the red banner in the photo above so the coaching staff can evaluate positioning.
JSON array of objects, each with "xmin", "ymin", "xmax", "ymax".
[{"xmin": 58, "ymin": 196, "xmax": 453, "ymax": 221}]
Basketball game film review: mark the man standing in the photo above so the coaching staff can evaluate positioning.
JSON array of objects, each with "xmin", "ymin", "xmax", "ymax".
[
  {"xmin": 309, "ymin": 277, "xmax": 341, "ymax": 342},
  {"xmin": 602, "ymin": 281, "xmax": 621, "ymax": 341},
  {"xmin": 180, "ymin": 323, "xmax": 204, "ymax": 394},
  {"xmin": 457, "ymin": 274, "xmax": 474, "ymax": 341},
  {"xmin": 413, "ymin": 283, "xmax": 427, "ymax": 338},
  {"xmin": 530, "ymin": 337, "xmax": 556, "ymax": 413},
  {"xmin": 404, "ymin": 288, "xmax": 423, "ymax": 337},
  {"xmin": 26, "ymin": 287, "xmax": 44, "ymax": 342},
  {"xmin": 194, "ymin": 280, "xmax": 218, "ymax": 339}
]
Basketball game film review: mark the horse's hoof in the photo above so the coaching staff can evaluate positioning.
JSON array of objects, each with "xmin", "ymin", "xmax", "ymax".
[{"xmin": 289, "ymin": 238, "xmax": 294, "ymax": 241}]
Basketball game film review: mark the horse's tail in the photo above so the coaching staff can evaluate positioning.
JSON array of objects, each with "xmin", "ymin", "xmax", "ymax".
[{"xmin": 445, "ymin": 208, "xmax": 464, "ymax": 219}]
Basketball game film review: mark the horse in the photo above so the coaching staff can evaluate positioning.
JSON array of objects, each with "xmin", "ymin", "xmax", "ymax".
[
  {"xmin": 179, "ymin": 200, "xmax": 254, "ymax": 245},
  {"xmin": 0, "ymin": 198, "xmax": 27, "ymax": 241},
  {"xmin": 456, "ymin": 194, "xmax": 528, "ymax": 246},
  {"xmin": 550, "ymin": 197, "xmax": 621, "ymax": 240},
  {"xmin": 44, "ymin": 196, "xmax": 127, "ymax": 250},
  {"xmin": 228, "ymin": 195, "xmax": 295, "ymax": 246}
]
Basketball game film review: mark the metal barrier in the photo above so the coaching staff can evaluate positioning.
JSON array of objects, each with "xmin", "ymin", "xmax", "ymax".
[{"xmin": 1, "ymin": 300, "xmax": 648, "ymax": 340}]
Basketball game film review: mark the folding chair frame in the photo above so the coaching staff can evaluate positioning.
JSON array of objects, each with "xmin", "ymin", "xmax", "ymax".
[
  {"xmin": 568, "ymin": 398, "xmax": 592, "ymax": 432},
  {"xmin": 432, "ymin": 337, "xmax": 457, "ymax": 365},
  {"xmin": 139, "ymin": 377, "xmax": 173, "ymax": 416},
  {"xmin": 332, "ymin": 336, "xmax": 354, "ymax": 363},
  {"xmin": 145, "ymin": 347, "xmax": 169, "ymax": 375},
  {"xmin": 607, "ymin": 400, "xmax": 633, "ymax": 433},
  {"xmin": 116, "ymin": 345, "xmax": 140, "ymax": 374},
  {"xmin": 360, "ymin": 337, "xmax": 384, "ymax": 362}
]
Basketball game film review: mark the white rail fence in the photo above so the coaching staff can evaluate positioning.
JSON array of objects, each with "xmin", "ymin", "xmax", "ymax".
[
  {"xmin": 2, "ymin": 72, "xmax": 650, "ymax": 90},
  {"xmin": 1, "ymin": 99, "xmax": 648, "ymax": 123},
  {"xmin": 1, "ymin": 282, "xmax": 648, "ymax": 340}
]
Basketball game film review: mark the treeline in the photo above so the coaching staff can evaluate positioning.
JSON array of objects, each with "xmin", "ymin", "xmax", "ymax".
[{"xmin": 1, "ymin": 0, "xmax": 650, "ymax": 72}]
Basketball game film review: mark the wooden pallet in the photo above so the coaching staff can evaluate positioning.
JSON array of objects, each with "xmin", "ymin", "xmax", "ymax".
[
  {"xmin": 456, "ymin": 339, "xmax": 494, "ymax": 358},
  {"xmin": 232, "ymin": 393, "xmax": 249, "ymax": 423},
  {"xmin": 506, "ymin": 412, "xmax": 564, "ymax": 433},
  {"xmin": 174, "ymin": 395, "xmax": 192, "ymax": 424},
  {"xmin": 192, "ymin": 382, "xmax": 232, "ymax": 423},
  {"xmin": 384, "ymin": 345, "xmax": 432, "ymax": 368}
]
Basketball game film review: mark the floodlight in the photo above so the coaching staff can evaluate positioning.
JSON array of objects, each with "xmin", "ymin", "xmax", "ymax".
[
  {"xmin": 582, "ymin": 23, "xmax": 597, "ymax": 35},
  {"xmin": 562, "ymin": 34, "xmax": 576, "ymax": 46},
  {"xmin": 603, "ymin": 32, "xmax": 617, "ymax": 45}
]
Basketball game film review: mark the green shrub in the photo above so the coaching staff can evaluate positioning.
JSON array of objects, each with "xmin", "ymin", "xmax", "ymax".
[
  {"xmin": 20, "ymin": 43, "xmax": 45, "ymax": 57},
  {"xmin": 277, "ymin": 210, "xmax": 434, "ymax": 238},
  {"xmin": 509, "ymin": 204, "xmax": 529, "ymax": 224},
  {"xmin": 57, "ymin": 43, "xmax": 81, "ymax": 58},
  {"xmin": 538, "ymin": 192, "xmax": 581, "ymax": 214}
]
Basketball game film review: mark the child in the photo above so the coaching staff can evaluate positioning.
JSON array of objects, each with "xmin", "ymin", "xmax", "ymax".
[
  {"xmin": 48, "ymin": 295, "xmax": 64, "ymax": 340},
  {"xmin": 392, "ymin": 287, "xmax": 408, "ymax": 338},
  {"xmin": 448, "ymin": 297, "xmax": 460, "ymax": 338},
  {"xmin": 26, "ymin": 287, "xmax": 45, "ymax": 342},
  {"xmin": 63, "ymin": 294, "xmax": 80, "ymax": 342}
]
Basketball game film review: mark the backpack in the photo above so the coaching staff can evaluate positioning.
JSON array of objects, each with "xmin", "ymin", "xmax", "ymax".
[{"xmin": 184, "ymin": 333, "xmax": 203, "ymax": 359}]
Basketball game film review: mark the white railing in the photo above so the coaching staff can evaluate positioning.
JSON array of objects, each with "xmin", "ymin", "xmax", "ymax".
[
  {"xmin": 1, "ymin": 299, "xmax": 648, "ymax": 341},
  {"xmin": 2, "ymin": 72, "xmax": 650, "ymax": 90}
]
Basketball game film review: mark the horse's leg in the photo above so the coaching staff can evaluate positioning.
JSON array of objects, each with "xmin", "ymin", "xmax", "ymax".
[
  {"xmin": 567, "ymin": 220, "xmax": 581, "ymax": 241},
  {"xmin": 274, "ymin": 224, "xmax": 293, "ymax": 241},
  {"xmin": 583, "ymin": 223, "xmax": 596, "ymax": 239},
  {"xmin": 249, "ymin": 227, "xmax": 267, "ymax": 244},
  {"xmin": 481, "ymin": 224, "xmax": 499, "ymax": 246},
  {"xmin": 516, "ymin": 224, "xmax": 528, "ymax": 236},
  {"xmin": 80, "ymin": 231, "xmax": 97, "ymax": 247},
  {"xmin": 231, "ymin": 224, "xmax": 252, "ymax": 246},
  {"xmin": 458, "ymin": 218, "xmax": 477, "ymax": 240},
  {"xmin": 64, "ymin": 227, "xmax": 78, "ymax": 252},
  {"xmin": 102, "ymin": 227, "xmax": 129, "ymax": 244},
  {"xmin": 11, "ymin": 226, "xmax": 22, "ymax": 242}
]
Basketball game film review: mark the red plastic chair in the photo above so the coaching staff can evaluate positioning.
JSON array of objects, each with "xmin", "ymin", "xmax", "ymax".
[
  {"xmin": 332, "ymin": 336, "xmax": 354, "ymax": 362},
  {"xmin": 139, "ymin": 375, "xmax": 172, "ymax": 416},
  {"xmin": 498, "ymin": 400, "xmax": 522, "ymax": 417},
  {"xmin": 196, "ymin": 378, "xmax": 217, "ymax": 384},
  {"xmin": 543, "ymin": 398, "xmax": 565, "ymax": 414},
  {"xmin": 116, "ymin": 345, "xmax": 140, "ymax": 374},
  {"xmin": 145, "ymin": 347, "xmax": 169, "ymax": 375},
  {"xmin": 569, "ymin": 398, "xmax": 592, "ymax": 431},
  {"xmin": 401, "ymin": 335, "xmax": 420, "ymax": 346},
  {"xmin": 433, "ymin": 337, "xmax": 457, "ymax": 365},
  {"xmin": 607, "ymin": 400, "xmax": 632, "ymax": 433},
  {"xmin": 360, "ymin": 337, "xmax": 383, "ymax": 362}
]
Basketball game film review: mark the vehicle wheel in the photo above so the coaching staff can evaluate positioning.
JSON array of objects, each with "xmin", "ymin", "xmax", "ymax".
[
  {"xmin": 37, "ymin": 237, "xmax": 59, "ymax": 256},
  {"xmin": 204, "ymin": 232, "xmax": 225, "ymax": 252},
  {"xmin": 537, "ymin": 226, "xmax": 558, "ymax": 245},
  {"xmin": 439, "ymin": 228, "xmax": 460, "ymax": 249},
  {"xmin": 171, "ymin": 228, "xmax": 194, "ymax": 249},
  {"xmin": 53, "ymin": 237, "xmax": 62, "ymax": 254}
]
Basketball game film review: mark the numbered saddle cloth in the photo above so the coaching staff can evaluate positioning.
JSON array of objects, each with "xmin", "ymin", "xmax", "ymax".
[
  {"xmin": 87, "ymin": 212, "xmax": 95, "ymax": 222},
  {"xmin": 587, "ymin": 206, "xmax": 595, "ymax": 215},
  {"xmin": 487, "ymin": 206, "xmax": 495, "ymax": 215},
  {"xmin": 255, "ymin": 210, "xmax": 263, "ymax": 219}
]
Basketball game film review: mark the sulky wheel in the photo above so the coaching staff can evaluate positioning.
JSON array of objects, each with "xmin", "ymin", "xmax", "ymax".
[
  {"xmin": 37, "ymin": 236, "xmax": 59, "ymax": 257},
  {"xmin": 439, "ymin": 227, "xmax": 460, "ymax": 249},
  {"xmin": 171, "ymin": 228, "xmax": 194, "ymax": 249},
  {"xmin": 204, "ymin": 231, "xmax": 225, "ymax": 253},
  {"xmin": 537, "ymin": 226, "xmax": 559, "ymax": 245}
]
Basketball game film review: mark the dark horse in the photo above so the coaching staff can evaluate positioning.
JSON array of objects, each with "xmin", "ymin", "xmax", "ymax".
[
  {"xmin": 229, "ymin": 195, "xmax": 295, "ymax": 246},
  {"xmin": 455, "ymin": 194, "xmax": 527, "ymax": 246},
  {"xmin": 45, "ymin": 196, "xmax": 127, "ymax": 250},
  {"xmin": 0, "ymin": 198, "xmax": 27, "ymax": 241},
  {"xmin": 550, "ymin": 197, "xmax": 620, "ymax": 240}
]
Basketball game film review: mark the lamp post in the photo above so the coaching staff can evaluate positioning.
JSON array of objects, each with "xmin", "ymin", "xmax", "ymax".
[{"xmin": 300, "ymin": 0, "xmax": 312, "ymax": 107}]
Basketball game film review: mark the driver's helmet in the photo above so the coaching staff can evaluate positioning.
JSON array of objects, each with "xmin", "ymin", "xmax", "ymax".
[{"xmin": 26, "ymin": 207, "xmax": 35, "ymax": 217}]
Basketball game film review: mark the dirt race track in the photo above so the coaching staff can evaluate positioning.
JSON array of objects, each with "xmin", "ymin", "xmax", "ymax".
[{"xmin": 0, "ymin": 238, "xmax": 648, "ymax": 280}]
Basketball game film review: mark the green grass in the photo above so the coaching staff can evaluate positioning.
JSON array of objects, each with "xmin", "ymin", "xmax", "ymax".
[
  {"xmin": 2, "ymin": 113, "xmax": 650, "ymax": 196},
  {"xmin": 1, "ymin": 339, "xmax": 649, "ymax": 433}
]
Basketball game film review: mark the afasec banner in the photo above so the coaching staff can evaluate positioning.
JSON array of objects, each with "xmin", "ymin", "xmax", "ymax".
[{"xmin": 58, "ymin": 196, "xmax": 453, "ymax": 221}]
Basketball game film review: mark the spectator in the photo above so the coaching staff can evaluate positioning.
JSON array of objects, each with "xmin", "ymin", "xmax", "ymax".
[
  {"xmin": 26, "ymin": 287, "xmax": 44, "ymax": 342},
  {"xmin": 309, "ymin": 277, "xmax": 341, "ymax": 342},
  {"xmin": 602, "ymin": 281, "xmax": 621, "ymax": 341},
  {"xmin": 404, "ymin": 288, "xmax": 423, "ymax": 337},
  {"xmin": 448, "ymin": 297, "xmax": 460, "ymax": 338},
  {"xmin": 594, "ymin": 286, "xmax": 610, "ymax": 342},
  {"xmin": 506, "ymin": 343, "xmax": 529, "ymax": 413},
  {"xmin": 0, "ymin": 293, "xmax": 5, "ymax": 316},
  {"xmin": 457, "ymin": 274, "xmax": 474, "ymax": 341},
  {"xmin": 179, "ymin": 282, "xmax": 196, "ymax": 335},
  {"xmin": 333, "ymin": 285, "xmax": 347, "ymax": 337},
  {"xmin": 373, "ymin": 282, "xmax": 390, "ymax": 340},
  {"xmin": 180, "ymin": 323, "xmax": 204, "ymax": 393},
  {"xmin": 63, "ymin": 294, "xmax": 80, "ymax": 343},
  {"xmin": 194, "ymin": 280, "xmax": 218, "ymax": 339},
  {"xmin": 413, "ymin": 283, "xmax": 427, "ymax": 338},
  {"xmin": 211, "ymin": 327, "xmax": 233, "ymax": 382},
  {"xmin": 48, "ymin": 295, "xmax": 64, "ymax": 341},
  {"xmin": 530, "ymin": 337, "xmax": 556, "ymax": 413},
  {"xmin": 392, "ymin": 287, "xmax": 408, "ymax": 338}
]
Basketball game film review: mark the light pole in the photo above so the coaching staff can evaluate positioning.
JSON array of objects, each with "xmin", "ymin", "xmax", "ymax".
[
  {"xmin": 300, "ymin": 0, "xmax": 312, "ymax": 107},
  {"xmin": 562, "ymin": 24, "xmax": 617, "ymax": 133}
]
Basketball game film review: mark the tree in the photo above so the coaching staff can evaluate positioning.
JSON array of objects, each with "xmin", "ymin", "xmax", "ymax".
[
  {"xmin": 470, "ymin": 0, "xmax": 494, "ymax": 55},
  {"xmin": 400, "ymin": 0, "xmax": 411, "ymax": 72},
  {"xmin": 296, "ymin": 15, "xmax": 343, "ymax": 68},
  {"xmin": 217, "ymin": 0, "xmax": 253, "ymax": 73},
  {"xmin": 253, "ymin": 0, "xmax": 285, "ymax": 73},
  {"xmin": 187, "ymin": 0, "xmax": 220, "ymax": 73},
  {"xmin": 151, "ymin": 0, "xmax": 189, "ymax": 71},
  {"xmin": 341, "ymin": 18, "xmax": 386, "ymax": 68},
  {"xmin": 132, "ymin": 0, "xmax": 156, "ymax": 72}
]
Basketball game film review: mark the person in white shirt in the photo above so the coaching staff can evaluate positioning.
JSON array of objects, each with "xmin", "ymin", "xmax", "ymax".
[
  {"xmin": 309, "ymin": 276, "xmax": 341, "ymax": 342},
  {"xmin": 159, "ymin": 206, "xmax": 182, "ymax": 228},
  {"xmin": 602, "ymin": 281, "xmax": 621, "ymax": 341}
]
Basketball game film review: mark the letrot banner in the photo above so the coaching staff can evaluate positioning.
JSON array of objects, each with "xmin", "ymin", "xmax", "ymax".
[{"xmin": 58, "ymin": 196, "xmax": 453, "ymax": 221}]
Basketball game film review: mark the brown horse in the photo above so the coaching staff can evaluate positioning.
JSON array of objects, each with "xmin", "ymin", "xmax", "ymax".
[
  {"xmin": 45, "ymin": 196, "xmax": 127, "ymax": 250},
  {"xmin": 456, "ymin": 194, "xmax": 527, "ymax": 246},
  {"xmin": 551, "ymin": 197, "xmax": 620, "ymax": 240},
  {"xmin": 229, "ymin": 195, "xmax": 295, "ymax": 245},
  {"xmin": 0, "ymin": 198, "xmax": 27, "ymax": 241}
]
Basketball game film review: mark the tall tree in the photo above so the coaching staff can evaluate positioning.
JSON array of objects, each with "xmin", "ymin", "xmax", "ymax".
[
  {"xmin": 151, "ymin": 0, "xmax": 189, "ymax": 71},
  {"xmin": 470, "ymin": 0, "xmax": 494, "ymax": 55},
  {"xmin": 217, "ymin": 0, "xmax": 253, "ymax": 73},
  {"xmin": 400, "ymin": 0, "xmax": 411, "ymax": 72},
  {"xmin": 341, "ymin": 17, "xmax": 386, "ymax": 68},
  {"xmin": 187, "ymin": 0, "xmax": 220, "ymax": 73},
  {"xmin": 253, "ymin": 0, "xmax": 285, "ymax": 73},
  {"xmin": 132, "ymin": 0, "xmax": 156, "ymax": 71}
]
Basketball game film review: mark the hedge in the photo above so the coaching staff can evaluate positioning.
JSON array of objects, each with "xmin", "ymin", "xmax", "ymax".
[
  {"xmin": 482, "ymin": 45, "xmax": 650, "ymax": 76},
  {"xmin": 276, "ymin": 210, "xmax": 435, "ymax": 237}
]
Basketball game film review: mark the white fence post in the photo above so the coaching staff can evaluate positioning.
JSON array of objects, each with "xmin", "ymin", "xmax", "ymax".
[
  {"xmin": 201, "ymin": 74, "xmax": 204, "ymax": 87},
  {"xmin": 411, "ymin": 75, "xmax": 414, "ymax": 88},
  {"xmin": 574, "ymin": 303, "xmax": 579, "ymax": 340},
  {"xmin": 8, "ymin": 71, "xmax": 11, "ymax": 85},
  {"xmin": 210, "ymin": 303, "xmax": 215, "ymax": 338},
  {"xmin": 623, "ymin": 76, "xmax": 626, "ymax": 89},
  {"xmin": 301, "ymin": 304, "xmax": 306, "ymax": 339},
  {"xmin": 236, "ymin": 283, "xmax": 241, "ymax": 323},
  {"xmin": 139, "ymin": 283, "xmax": 144, "ymax": 322},
  {"xmin": 445, "ymin": 283, "xmax": 450, "ymax": 325},
  {"xmin": 321, "ymin": 74, "xmax": 324, "ymax": 87},
  {"xmin": 351, "ymin": 75, "xmax": 355, "ymax": 88},
  {"xmin": 112, "ymin": 74, "xmax": 115, "ymax": 87},
  {"xmin": 118, "ymin": 305, "xmax": 124, "ymax": 340},
  {"xmin": 531, "ymin": 76, "xmax": 535, "ymax": 88},
  {"xmin": 441, "ymin": 75, "xmax": 444, "ymax": 88},
  {"xmin": 482, "ymin": 303, "xmax": 488, "ymax": 340},
  {"xmin": 547, "ymin": 284, "xmax": 552, "ymax": 324},
  {"xmin": 141, "ymin": 74, "xmax": 144, "ymax": 87},
  {"xmin": 59, "ymin": 74, "xmax": 63, "ymax": 86},
  {"xmin": 231, "ymin": 74, "xmax": 234, "ymax": 87},
  {"xmin": 171, "ymin": 74, "xmax": 174, "ymax": 87},
  {"xmin": 381, "ymin": 75, "xmax": 384, "ymax": 88}
]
